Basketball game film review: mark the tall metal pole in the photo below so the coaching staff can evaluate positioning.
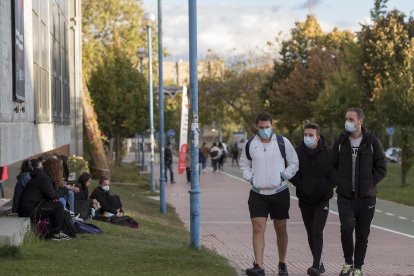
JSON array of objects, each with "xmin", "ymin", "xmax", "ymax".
[
  {"xmin": 158, "ymin": 0, "xmax": 166, "ymax": 214},
  {"xmin": 188, "ymin": 0, "xmax": 201, "ymax": 250},
  {"xmin": 147, "ymin": 24, "xmax": 155, "ymax": 193}
]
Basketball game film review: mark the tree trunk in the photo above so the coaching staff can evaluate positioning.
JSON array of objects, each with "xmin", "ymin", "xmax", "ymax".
[
  {"xmin": 114, "ymin": 123, "xmax": 121, "ymax": 168},
  {"xmin": 400, "ymin": 128, "xmax": 412, "ymax": 187},
  {"xmin": 82, "ymin": 82, "xmax": 110, "ymax": 176}
]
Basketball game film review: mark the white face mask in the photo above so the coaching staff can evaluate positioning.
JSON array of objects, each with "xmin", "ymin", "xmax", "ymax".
[
  {"xmin": 102, "ymin": 185, "xmax": 110, "ymax": 192},
  {"xmin": 345, "ymin": 121, "xmax": 357, "ymax": 133},
  {"xmin": 303, "ymin": 136, "xmax": 317, "ymax": 148}
]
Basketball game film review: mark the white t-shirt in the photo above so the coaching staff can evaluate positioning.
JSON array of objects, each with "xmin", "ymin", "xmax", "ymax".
[{"xmin": 350, "ymin": 136, "xmax": 363, "ymax": 191}]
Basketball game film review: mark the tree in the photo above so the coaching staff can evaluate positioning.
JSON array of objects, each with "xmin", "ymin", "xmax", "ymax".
[
  {"xmin": 359, "ymin": 3, "xmax": 414, "ymax": 186},
  {"xmin": 88, "ymin": 48, "xmax": 147, "ymax": 167},
  {"xmin": 82, "ymin": 0, "xmax": 148, "ymax": 79}
]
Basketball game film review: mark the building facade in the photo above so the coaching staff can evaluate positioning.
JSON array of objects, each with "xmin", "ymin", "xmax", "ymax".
[{"xmin": 0, "ymin": 0, "xmax": 82, "ymax": 197}]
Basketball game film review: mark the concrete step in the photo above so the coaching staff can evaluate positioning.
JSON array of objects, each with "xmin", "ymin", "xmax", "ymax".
[
  {"xmin": 0, "ymin": 217, "xmax": 31, "ymax": 247},
  {"xmin": 0, "ymin": 198, "xmax": 12, "ymax": 216}
]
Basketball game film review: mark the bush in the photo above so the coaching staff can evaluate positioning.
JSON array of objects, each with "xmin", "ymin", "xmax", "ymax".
[{"xmin": 67, "ymin": 155, "xmax": 89, "ymax": 181}]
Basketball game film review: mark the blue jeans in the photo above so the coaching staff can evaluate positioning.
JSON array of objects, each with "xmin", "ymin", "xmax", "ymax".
[{"xmin": 58, "ymin": 190, "xmax": 75, "ymax": 212}]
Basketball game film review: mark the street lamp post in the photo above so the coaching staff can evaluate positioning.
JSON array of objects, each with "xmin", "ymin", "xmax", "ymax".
[
  {"xmin": 137, "ymin": 47, "xmax": 146, "ymax": 171},
  {"xmin": 144, "ymin": 12, "xmax": 156, "ymax": 193},
  {"xmin": 158, "ymin": 0, "xmax": 167, "ymax": 214},
  {"xmin": 188, "ymin": 0, "xmax": 201, "ymax": 250}
]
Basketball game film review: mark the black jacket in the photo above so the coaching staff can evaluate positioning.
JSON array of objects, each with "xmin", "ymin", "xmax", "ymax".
[
  {"xmin": 165, "ymin": 147, "xmax": 173, "ymax": 165},
  {"xmin": 18, "ymin": 169, "xmax": 57, "ymax": 217},
  {"xmin": 90, "ymin": 187, "xmax": 118, "ymax": 214},
  {"xmin": 291, "ymin": 136, "xmax": 333, "ymax": 204},
  {"xmin": 327, "ymin": 127, "xmax": 387, "ymax": 199}
]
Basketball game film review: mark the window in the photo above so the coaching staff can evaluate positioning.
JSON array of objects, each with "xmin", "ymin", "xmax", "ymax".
[
  {"xmin": 33, "ymin": 0, "xmax": 69, "ymax": 123},
  {"xmin": 33, "ymin": 0, "xmax": 50, "ymax": 123}
]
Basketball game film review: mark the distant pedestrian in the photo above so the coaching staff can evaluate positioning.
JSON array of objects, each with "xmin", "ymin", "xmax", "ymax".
[
  {"xmin": 328, "ymin": 107, "xmax": 387, "ymax": 276},
  {"xmin": 201, "ymin": 142, "xmax": 210, "ymax": 172},
  {"xmin": 231, "ymin": 142, "xmax": 239, "ymax": 166},
  {"xmin": 164, "ymin": 143, "xmax": 175, "ymax": 183},
  {"xmin": 209, "ymin": 142, "xmax": 221, "ymax": 172},
  {"xmin": 218, "ymin": 142, "xmax": 226, "ymax": 171},
  {"xmin": 291, "ymin": 123, "xmax": 333, "ymax": 276},
  {"xmin": 240, "ymin": 111, "xmax": 299, "ymax": 276}
]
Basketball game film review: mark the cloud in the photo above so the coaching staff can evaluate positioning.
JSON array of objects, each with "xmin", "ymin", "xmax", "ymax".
[
  {"xmin": 295, "ymin": 0, "xmax": 324, "ymax": 10},
  {"xmin": 161, "ymin": 4, "xmax": 297, "ymax": 60}
]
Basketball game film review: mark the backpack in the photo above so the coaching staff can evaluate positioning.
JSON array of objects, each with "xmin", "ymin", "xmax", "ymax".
[
  {"xmin": 73, "ymin": 221, "xmax": 103, "ymax": 234},
  {"xmin": 245, "ymin": 135, "xmax": 287, "ymax": 167}
]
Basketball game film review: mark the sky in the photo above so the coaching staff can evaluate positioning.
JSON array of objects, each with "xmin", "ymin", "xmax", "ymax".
[{"xmin": 143, "ymin": 0, "xmax": 414, "ymax": 61}]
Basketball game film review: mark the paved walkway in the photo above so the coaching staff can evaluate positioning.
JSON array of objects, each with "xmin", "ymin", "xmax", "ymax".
[{"xmin": 164, "ymin": 164, "xmax": 414, "ymax": 276}]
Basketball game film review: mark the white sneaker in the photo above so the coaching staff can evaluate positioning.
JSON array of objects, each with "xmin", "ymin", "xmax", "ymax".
[{"xmin": 51, "ymin": 231, "xmax": 72, "ymax": 241}]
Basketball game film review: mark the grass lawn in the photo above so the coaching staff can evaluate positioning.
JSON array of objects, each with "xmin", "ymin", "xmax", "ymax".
[
  {"xmin": 376, "ymin": 163, "xmax": 414, "ymax": 207},
  {"xmin": 0, "ymin": 164, "xmax": 236, "ymax": 276}
]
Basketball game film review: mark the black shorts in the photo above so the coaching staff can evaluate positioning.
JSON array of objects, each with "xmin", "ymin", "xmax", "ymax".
[{"xmin": 248, "ymin": 188, "xmax": 290, "ymax": 220}]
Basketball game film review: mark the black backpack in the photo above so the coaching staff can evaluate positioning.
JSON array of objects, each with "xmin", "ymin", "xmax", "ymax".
[{"xmin": 245, "ymin": 135, "xmax": 287, "ymax": 167}]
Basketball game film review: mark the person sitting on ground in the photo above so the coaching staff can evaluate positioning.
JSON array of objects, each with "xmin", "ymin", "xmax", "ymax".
[
  {"xmin": 18, "ymin": 158, "xmax": 71, "ymax": 241},
  {"xmin": 90, "ymin": 175, "xmax": 124, "ymax": 217},
  {"xmin": 12, "ymin": 159, "xmax": 34, "ymax": 213},
  {"xmin": 74, "ymin": 172, "xmax": 101, "ymax": 220}
]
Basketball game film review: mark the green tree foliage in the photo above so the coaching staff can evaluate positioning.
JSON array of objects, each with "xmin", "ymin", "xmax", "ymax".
[
  {"xmin": 82, "ymin": 0, "xmax": 148, "ymax": 79},
  {"xmin": 359, "ymin": 2, "xmax": 414, "ymax": 186},
  {"xmin": 88, "ymin": 48, "xmax": 148, "ymax": 167},
  {"xmin": 199, "ymin": 68, "xmax": 268, "ymax": 136}
]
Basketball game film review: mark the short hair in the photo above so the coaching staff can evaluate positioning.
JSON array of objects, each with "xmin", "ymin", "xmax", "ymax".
[
  {"xmin": 304, "ymin": 122, "xmax": 321, "ymax": 135},
  {"xmin": 21, "ymin": 160, "xmax": 33, "ymax": 173},
  {"xmin": 30, "ymin": 159, "xmax": 41, "ymax": 169},
  {"xmin": 255, "ymin": 112, "xmax": 272, "ymax": 124},
  {"xmin": 99, "ymin": 175, "xmax": 109, "ymax": 185},
  {"xmin": 43, "ymin": 158, "xmax": 64, "ymax": 190},
  {"xmin": 347, "ymin": 107, "xmax": 365, "ymax": 120}
]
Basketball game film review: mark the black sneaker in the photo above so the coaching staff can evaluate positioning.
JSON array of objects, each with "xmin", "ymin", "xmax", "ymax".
[
  {"xmin": 278, "ymin": 262, "xmax": 288, "ymax": 276},
  {"xmin": 319, "ymin": 263, "xmax": 325, "ymax": 274},
  {"xmin": 246, "ymin": 262, "xmax": 265, "ymax": 276},
  {"xmin": 307, "ymin": 266, "xmax": 320, "ymax": 276}
]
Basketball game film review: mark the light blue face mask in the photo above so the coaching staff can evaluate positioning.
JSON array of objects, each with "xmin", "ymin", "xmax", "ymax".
[
  {"xmin": 303, "ymin": 136, "xmax": 317, "ymax": 148},
  {"xmin": 345, "ymin": 121, "xmax": 357, "ymax": 133},
  {"xmin": 258, "ymin": 128, "xmax": 273, "ymax": 139},
  {"xmin": 102, "ymin": 185, "xmax": 110, "ymax": 192}
]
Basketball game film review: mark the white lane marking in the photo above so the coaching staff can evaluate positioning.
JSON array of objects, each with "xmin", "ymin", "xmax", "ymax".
[
  {"xmin": 376, "ymin": 209, "xmax": 383, "ymax": 213},
  {"xmin": 385, "ymin": 212, "xmax": 395, "ymax": 216},
  {"xmin": 221, "ymin": 172, "xmax": 414, "ymax": 239},
  {"xmin": 398, "ymin": 216, "xmax": 408, "ymax": 220}
]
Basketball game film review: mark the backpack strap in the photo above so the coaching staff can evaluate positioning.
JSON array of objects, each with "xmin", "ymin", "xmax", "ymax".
[
  {"xmin": 245, "ymin": 134, "xmax": 287, "ymax": 168},
  {"xmin": 276, "ymin": 135, "xmax": 287, "ymax": 168},
  {"xmin": 245, "ymin": 136, "xmax": 255, "ymax": 161}
]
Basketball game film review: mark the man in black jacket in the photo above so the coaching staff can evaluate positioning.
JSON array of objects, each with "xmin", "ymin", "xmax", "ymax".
[
  {"xmin": 291, "ymin": 123, "xmax": 333, "ymax": 276},
  {"xmin": 164, "ymin": 143, "xmax": 175, "ymax": 183},
  {"xmin": 328, "ymin": 107, "xmax": 387, "ymax": 276}
]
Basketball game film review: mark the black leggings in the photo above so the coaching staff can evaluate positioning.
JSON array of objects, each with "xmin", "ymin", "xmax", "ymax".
[
  {"xmin": 23, "ymin": 201, "xmax": 65, "ymax": 234},
  {"xmin": 108, "ymin": 195, "xmax": 123, "ymax": 213},
  {"xmin": 299, "ymin": 200, "xmax": 329, "ymax": 268}
]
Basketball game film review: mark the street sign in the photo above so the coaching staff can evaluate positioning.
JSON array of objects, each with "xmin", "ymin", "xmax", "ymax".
[
  {"xmin": 167, "ymin": 129, "xmax": 176, "ymax": 137},
  {"xmin": 386, "ymin": 127, "xmax": 395, "ymax": 136}
]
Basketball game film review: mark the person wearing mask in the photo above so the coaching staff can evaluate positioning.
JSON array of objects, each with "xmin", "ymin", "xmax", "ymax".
[
  {"xmin": 90, "ymin": 176, "xmax": 124, "ymax": 217},
  {"xmin": 290, "ymin": 123, "xmax": 333, "ymax": 276},
  {"xmin": 240, "ymin": 111, "xmax": 299, "ymax": 276},
  {"xmin": 328, "ymin": 107, "xmax": 387, "ymax": 276}
]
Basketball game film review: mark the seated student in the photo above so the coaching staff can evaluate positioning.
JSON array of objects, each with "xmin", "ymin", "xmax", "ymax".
[
  {"xmin": 12, "ymin": 159, "xmax": 34, "ymax": 213},
  {"xmin": 90, "ymin": 176, "xmax": 124, "ymax": 217},
  {"xmin": 18, "ymin": 158, "xmax": 71, "ymax": 241},
  {"xmin": 74, "ymin": 172, "xmax": 100, "ymax": 219}
]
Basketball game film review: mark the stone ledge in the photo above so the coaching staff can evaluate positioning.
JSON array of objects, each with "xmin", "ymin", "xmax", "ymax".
[{"xmin": 0, "ymin": 217, "xmax": 31, "ymax": 247}]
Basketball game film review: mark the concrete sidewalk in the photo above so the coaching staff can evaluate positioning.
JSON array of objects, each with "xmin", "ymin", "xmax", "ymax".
[{"xmin": 164, "ymin": 165, "xmax": 414, "ymax": 276}]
